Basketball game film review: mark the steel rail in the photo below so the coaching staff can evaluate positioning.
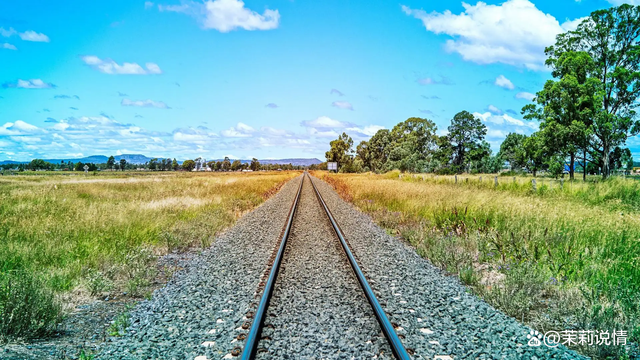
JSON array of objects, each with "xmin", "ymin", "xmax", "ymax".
[
  {"xmin": 307, "ymin": 173, "xmax": 411, "ymax": 360},
  {"xmin": 240, "ymin": 173, "xmax": 305, "ymax": 360}
]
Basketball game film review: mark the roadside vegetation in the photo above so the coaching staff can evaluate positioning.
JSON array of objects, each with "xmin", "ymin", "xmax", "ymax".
[
  {"xmin": 317, "ymin": 171, "xmax": 639, "ymax": 359},
  {"xmin": 317, "ymin": 8, "xmax": 640, "ymax": 357},
  {"xmin": 0, "ymin": 170, "xmax": 297, "ymax": 342}
]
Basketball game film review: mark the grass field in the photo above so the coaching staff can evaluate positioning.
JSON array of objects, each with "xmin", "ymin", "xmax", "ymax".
[
  {"xmin": 0, "ymin": 170, "xmax": 298, "ymax": 341},
  {"xmin": 317, "ymin": 170, "xmax": 640, "ymax": 359}
]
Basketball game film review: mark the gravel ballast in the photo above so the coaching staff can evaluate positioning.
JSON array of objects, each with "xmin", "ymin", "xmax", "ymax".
[
  {"xmin": 310, "ymin": 175, "xmax": 587, "ymax": 360},
  {"xmin": 95, "ymin": 176, "xmax": 303, "ymax": 360},
  {"xmin": 255, "ymin": 175, "xmax": 392, "ymax": 359}
]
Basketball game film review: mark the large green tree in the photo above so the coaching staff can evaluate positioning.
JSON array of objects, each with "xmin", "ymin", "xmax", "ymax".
[
  {"xmin": 326, "ymin": 132, "xmax": 354, "ymax": 172},
  {"xmin": 367, "ymin": 129, "xmax": 392, "ymax": 172},
  {"xmin": 523, "ymin": 132, "xmax": 547, "ymax": 176},
  {"xmin": 523, "ymin": 51, "xmax": 597, "ymax": 180},
  {"xmin": 385, "ymin": 117, "xmax": 437, "ymax": 172},
  {"xmin": 546, "ymin": 4, "xmax": 640, "ymax": 178},
  {"xmin": 182, "ymin": 160, "xmax": 196, "ymax": 171},
  {"xmin": 498, "ymin": 133, "xmax": 528, "ymax": 170},
  {"xmin": 447, "ymin": 111, "xmax": 487, "ymax": 172}
]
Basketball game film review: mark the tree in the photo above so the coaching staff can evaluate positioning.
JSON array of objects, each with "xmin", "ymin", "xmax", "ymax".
[
  {"xmin": 498, "ymin": 133, "xmax": 528, "ymax": 170},
  {"xmin": 119, "ymin": 159, "xmax": 127, "ymax": 171},
  {"xmin": 447, "ymin": 111, "xmax": 487, "ymax": 172},
  {"xmin": 250, "ymin": 158, "xmax": 260, "ymax": 171},
  {"xmin": 107, "ymin": 156, "xmax": 116, "ymax": 170},
  {"xmin": 149, "ymin": 158, "xmax": 158, "ymax": 171},
  {"xmin": 385, "ymin": 117, "xmax": 437, "ymax": 173},
  {"xmin": 231, "ymin": 160, "xmax": 242, "ymax": 171},
  {"xmin": 523, "ymin": 132, "xmax": 547, "ymax": 177},
  {"xmin": 367, "ymin": 129, "xmax": 392, "ymax": 172},
  {"xmin": 27, "ymin": 159, "xmax": 49, "ymax": 171},
  {"xmin": 546, "ymin": 4, "xmax": 640, "ymax": 178},
  {"xmin": 74, "ymin": 162, "xmax": 84, "ymax": 171},
  {"xmin": 182, "ymin": 160, "xmax": 196, "ymax": 171},
  {"xmin": 523, "ymin": 51, "xmax": 598, "ymax": 180},
  {"xmin": 355, "ymin": 141, "xmax": 372, "ymax": 172},
  {"xmin": 172, "ymin": 158, "xmax": 179, "ymax": 171},
  {"xmin": 222, "ymin": 157, "xmax": 231, "ymax": 171},
  {"xmin": 325, "ymin": 132, "xmax": 354, "ymax": 172},
  {"xmin": 215, "ymin": 161, "xmax": 222, "ymax": 171},
  {"xmin": 432, "ymin": 135, "xmax": 454, "ymax": 172},
  {"xmin": 467, "ymin": 140, "xmax": 492, "ymax": 171}
]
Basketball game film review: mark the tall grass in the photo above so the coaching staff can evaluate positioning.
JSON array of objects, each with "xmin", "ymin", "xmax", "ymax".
[
  {"xmin": 397, "ymin": 171, "xmax": 640, "ymax": 211},
  {"xmin": 0, "ymin": 171, "xmax": 297, "ymax": 340},
  {"xmin": 318, "ymin": 171, "xmax": 640, "ymax": 359}
]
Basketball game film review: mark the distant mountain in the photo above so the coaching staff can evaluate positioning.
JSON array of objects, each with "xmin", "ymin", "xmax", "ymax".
[
  {"xmin": 0, "ymin": 160, "xmax": 23, "ymax": 166},
  {"xmin": 38, "ymin": 154, "xmax": 153, "ymax": 165},
  {"xmin": 1, "ymin": 155, "xmax": 323, "ymax": 166}
]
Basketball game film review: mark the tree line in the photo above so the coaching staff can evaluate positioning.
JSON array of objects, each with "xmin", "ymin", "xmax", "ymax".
[
  {"xmin": 3, "ymin": 156, "xmax": 307, "ymax": 172},
  {"xmin": 327, "ymin": 4, "xmax": 640, "ymax": 179}
]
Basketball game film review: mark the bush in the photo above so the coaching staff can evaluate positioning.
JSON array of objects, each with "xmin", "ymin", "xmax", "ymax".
[{"xmin": 0, "ymin": 270, "xmax": 62, "ymax": 341}]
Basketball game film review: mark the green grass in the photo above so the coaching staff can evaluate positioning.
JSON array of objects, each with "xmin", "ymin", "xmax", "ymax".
[
  {"xmin": 400, "ymin": 172, "xmax": 640, "ymax": 211},
  {"xmin": 0, "ymin": 171, "xmax": 297, "ymax": 341},
  {"xmin": 319, "ymin": 171, "xmax": 640, "ymax": 359}
]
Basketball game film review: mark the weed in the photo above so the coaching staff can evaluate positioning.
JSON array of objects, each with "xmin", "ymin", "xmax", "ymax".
[
  {"xmin": 78, "ymin": 349, "xmax": 95, "ymax": 360},
  {"xmin": 0, "ymin": 270, "xmax": 62, "ymax": 341},
  {"xmin": 85, "ymin": 269, "xmax": 112, "ymax": 296},
  {"xmin": 107, "ymin": 310, "xmax": 131, "ymax": 337}
]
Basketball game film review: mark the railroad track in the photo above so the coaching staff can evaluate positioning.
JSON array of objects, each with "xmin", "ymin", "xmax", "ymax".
[{"xmin": 241, "ymin": 172, "xmax": 411, "ymax": 360}]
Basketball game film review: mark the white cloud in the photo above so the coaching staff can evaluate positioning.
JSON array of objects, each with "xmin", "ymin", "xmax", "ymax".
[
  {"xmin": 515, "ymin": 92, "xmax": 536, "ymax": 101},
  {"xmin": 159, "ymin": 0, "xmax": 280, "ymax": 32},
  {"xmin": 494, "ymin": 75, "xmax": 514, "ymax": 90},
  {"xmin": 0, "ymin": 120, "xmax": 42, "ymax": 136},
  {"xmin": 19, "ymin": 31, "xmax": 49, "ymax": 42},
  {"xmin": 561, "ymin": 17, "xmax": 588, "ymax": 31},
  {"xmin": 346, "ymin": 125, "xmax": 385, "ymax": 137},
  {"xmin": 173, "ymin": 126, "xmax": 218, "ymax": 143},
  {"xmin": 1, "ymin": 43, "xmax": 16, "ymax": 50},
  {"xmin": 221, "ymin": 122, "xmax": 255, "ymax": 137},
  {"xmin": 487, "ymin": 105, "xmax": 503, "ymax": 115},
  {"xmin": 474, "ymin": 111, "xmax": 537, "ymax": 130},
  {"xmin": 0, "ymin": 27, "xmax": 16, "ymax": 37},
  {"xmin": 308, "ymin": 128, "xmax": 340, "ymax": 138},
  {"xmin": 402, "ymin": 0, "xmax": 583, "ymax": 70},
  {"xmin": 487, "ymin": 129, "xmax": 507, "ymax": 138},
  {"xmin": 301, "ymin": 116, "xmax": 348, "ymax": 129},
  {"xmin": 53, "ymin": 122, "xmax": 70, "ymax": 131},
  {"xmin": 2, "ymin": 79, "xmax": 55, "ymax": 89},
  {"xmin": 145, "ymin": 1, "xmax": 155, "ymax": 9},
  {"xmin": 121, "ymin": 98, "xmax": 170, "ymax": 109},
  {"xmin": 81, "ymin": 56, "xmax": 162, "ymax": 75},
  {"xmin": 332, "ymin": 101, "xmax": 354, "ymax": 111}
]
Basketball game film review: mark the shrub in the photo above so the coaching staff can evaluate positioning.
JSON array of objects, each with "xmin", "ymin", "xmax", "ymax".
[
  {"xmin": 85, "ymin": 269, "xmax": 112, "ymax": 296},
  {"xmin": 0, "ymin": 270, "xmax": 62, "ymax": 341}
]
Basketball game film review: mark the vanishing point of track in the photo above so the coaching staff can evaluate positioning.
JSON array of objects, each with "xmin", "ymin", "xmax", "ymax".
[{"xmin": 240, "ymin": 172, "xmax": 410, "ymax": 360}]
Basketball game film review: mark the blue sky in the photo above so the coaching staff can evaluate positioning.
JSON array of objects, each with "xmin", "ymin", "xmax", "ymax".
[{"xmin": 0, "ymin": 0, "xmax": 637, "ymax": 161}]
